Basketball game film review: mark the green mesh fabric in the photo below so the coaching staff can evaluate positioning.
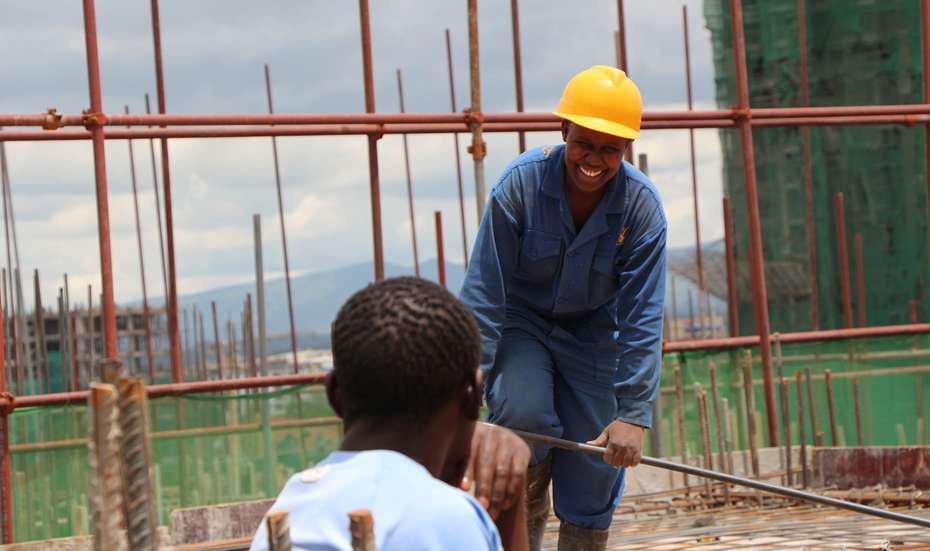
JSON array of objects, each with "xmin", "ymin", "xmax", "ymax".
[{"xmin": 703, "ymin": 0, "xmax": 929, "ymax": 333}]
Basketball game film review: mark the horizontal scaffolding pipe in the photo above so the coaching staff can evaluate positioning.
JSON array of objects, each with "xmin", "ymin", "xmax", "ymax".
[
  {"xmin": 663, "ymin": 323, "xmax": 930, "ymax": 353},
  {"xmin": 0, "ymin": 372, "xmax": 326, "ymax": 411}
]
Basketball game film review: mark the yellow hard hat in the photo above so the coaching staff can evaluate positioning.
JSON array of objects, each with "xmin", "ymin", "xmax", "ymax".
[{"xmin": 553, "ymin": 65, "xmax": 643, "ymax": 140}]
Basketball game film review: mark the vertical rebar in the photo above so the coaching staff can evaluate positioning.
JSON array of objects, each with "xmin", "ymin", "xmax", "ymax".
[
  {"xmin": 349, "ymin": 510, "xmax": 376, "ymax": 551},
  {"xmin": 824, "ymin": 369, "xmax": 838, "ymax": 446},
  {"xmin": 695, "ymin": 384, "xmax": 714, "ymax": 499},
  {"xmin": 854, "ymin": 234, "xmax": 866, "ymax": 327},
  {"xmin": 116, "ymin": 377, "xmax": 158, "ymax": 551},
  {"xmin": 467, "ymin": 0, "xmax": 487, "ymax": 220},
  {"xmin": 723, "ymin": 196, "xmax": 738, "ymax": 336},
  {"xmin": 708, "ymin": 362, "xmax": 727, "ymax": 476},
  {"xmin": 395, "ymin": 68, "xmax": 421, "ymax": 277},
  {"xmin": 775, "ymin": 335, "xmax": 792, "ymax": 485},
  {"xmin": 0, "ymin": 150, "xmax": 25, "ymax": 397},
  {"xmin": 125, "ymin": 105, "xmax": 156, "ymax": 384},
  {"xmin": 149, "ymin": 0, "xmax": 183, "ymax": 382},
  {"xmin": 64, "ymin": 275, "xmax": 77, "ymax": 391},
  {"xmin": 729, "ymin": 0, "xmax": 778, "ymax": 447},
  {"xmin": 181, "ymin": 307, "xmax": 190, "ymax": 379},
  {"xmin": 88, "ymin": 382, "xmax": 128, "ymax": 551},
  {"xmin": 263, "ymin": 64, "xmax": 300, "ymax": 374},
  {"xmin": 509, "ymin": 0, "xmax": 526, "ymax": 153},
  {"xmin": 444, "ymin": 29, "xmax": 469, "ymax": 268},
  {"xmin": 435, "ymin": 211, "xmax": 446, "ymax": 288},
  {"xmin": 795, "ymin": 371, "xmax": 808, "ymax": 488},
  {"xmin": 922, "ymin": 0, "xmax": 930, "ymax": 297},
  {"xmin": 197, "ymin": 310, "xmax": 207, "ymax": 380},
  {"xmin": 265, "ymin": 510, "xmax": 292, "ymax": 551},
  {"xmin": 246, "ymin": 294, "xmax": 257, "ymax": 378},
  {"xmin": 804, "ymin": 366, "xmax": 819, "ymax": 444},
  {"xmin": 33, "ymin": 270, "xmax": 48, "ymax": 394},
  {"xmin": 0, "ymin": 278, "xmax": 9, "ymax": 544},
  {"xmin": 852, "ymin": 376, "xmax": 863, "ymax": 446},
  {"xmin": 798, "ymin": 0, "xmax": 819, "ymax": 331},
  {"xmin": 741, "ymin": 350, "xmax": 760, "ymax": 477},
  {"xmin": 358, "ymin": 0, "xmax": 385, "ymax": 281},
  {"xmin": 682, "ymin": 5, "xmax": 706, "ymax": 333},
  {"xmin": 211, "ymin": 301, "xmax": 223, "ymax": 380},
  {"xmin": 615, "ymin": 0, "xmax": 633, "ymax": 164},
  {"xmin": 87, "ymin": 285, "xmax": 95, "ymax": 380},
  {"xmin": 833, "ymin": 193, "xmax": 853, "ymax": 329},
  {"xmin": 253, "ymin": 215, "xmax": 268, "ymax": 375},
  {"xmin": 673, "ymin": 363, "xmax": 689, "ymax": 488},
  {"xmin": 143, "ymin": 94, "xmax": 169, "ymax": 305},
  {"xmin": 722, "ymin": 397, "xmax": 735, "ymax": 475}
]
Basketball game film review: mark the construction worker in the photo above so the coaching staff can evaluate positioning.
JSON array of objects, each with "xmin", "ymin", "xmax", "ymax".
[
  {"xmin": 249, "ymin": 277, "xmax": 530, "ymax": 551},
  {"xmin": 461, "ymin": 65, "xmax": 666, "ymax": 550}
]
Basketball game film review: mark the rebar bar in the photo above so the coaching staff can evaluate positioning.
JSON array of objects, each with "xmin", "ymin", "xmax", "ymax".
[
  {"xmin": 116, "ymin": 377, "xmax": 158, "ymax": 551},
  {"xmin": 443, "ymin": 29, "xmax": 469, "ymax": 268},
  {"xmin": 358, "ymin": 0, "xmax": 385, "ymax": 281},
  {"xmin": 396, "ymin": 68, "xmax": 421, "ymax": 277},
  {"xmin": 88, "ymin": 382, "xmax": 128, "ymax": 551}
]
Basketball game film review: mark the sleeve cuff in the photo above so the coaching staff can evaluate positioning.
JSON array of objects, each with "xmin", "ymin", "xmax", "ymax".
[{"xmin": 616, "ymin": 399, "xmax": 653, "ymax": 429}]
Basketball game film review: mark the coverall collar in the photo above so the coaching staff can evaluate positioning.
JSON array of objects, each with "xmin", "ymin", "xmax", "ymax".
[{"xmin": 541, "ymin": 144, "xmax": 627, "ymax": 246}]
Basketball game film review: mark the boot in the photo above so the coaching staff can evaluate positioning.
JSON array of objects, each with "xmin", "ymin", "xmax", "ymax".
[
  {"xmin": 557, "ymin": 521, "xmax": 608, "ymax": 551},
  {"xmin": 526, "ymin": 454, "xmax": 552, "ymax": 551}
]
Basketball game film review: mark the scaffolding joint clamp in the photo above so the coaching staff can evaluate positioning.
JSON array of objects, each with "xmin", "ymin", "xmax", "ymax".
[
  {"xmin": 467, "ymin": 139, "xmax": 487, "ymax": 160},
  {"xmin": 82, "ymin": 109, "xmax": 108, "ymax": 129},
  {"xmin": 43, "ymin": 108, "xmax": 64, "ymax": 131},
  {"xmin": 734, "ymin": 107, "xmax": 752, "ymax": 122},
  {"xmin": 0, "ymin": 392, "xmax": 15, "ymax": 416},
  {"xmin": 464, "ymin": 108, "xmax": 485, "ymax": 128}
]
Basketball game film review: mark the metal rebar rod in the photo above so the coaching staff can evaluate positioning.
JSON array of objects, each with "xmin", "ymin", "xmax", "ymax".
[
  {"xmin": 723, "ymin": 197, "xmax": 738, "ymax": 337},
  {"xmin": 116, "ymin": 377, "xmax": 159, "ymax": 551},
  {"xmin": 834, "ymin": 193, "xmax": 853, "ymax": 329},
  {"xmin": 708, "ymin": 362, "xmax": 727, "ymax": 477},
  {"xmin": 143, "ymin": 94, "xmax": 169, "ymax": 307},
  {"xmin": 88, "ymin": 382, "xmax": 128, "ymax": 550},
  {"xmin": 0, "ymin": 141, "xmax": 19, "ymax": 398},
  {"xmin": 695, "ymin": 384, "xmax": 713, "ymax": 498},
  {"xmin": 467, "ymin": 0, "xmax": 487, "ymax": 221},
  {"xmin": 149, "ymin": 0, "xmax": 183, "ymax": 383},
  {"xmin": 125, "ymin": 105, "xmax": 156, "ymax": 384},
  {"xmin": 775, "ymin": 335, "xmax": 792, "ymax": 486},
  {"xmin": 852, "ymin": 376, "xmax": 863, "ymax": 446},
  {"xmin": 803, "ymin": 367, "xmax": 817, "ymax": 445},
  {"xmin": 443, "ymin": 29, "xmax": 469, "ymax": 269},
  {"xmin": 825, "ymin": 369, "xmax": 838, "ymax": 446},
  {"xmin": 0, "ymin": 272, "xmax": 8, "ymax": 544},
  {"xmin": 435, "ymin": 211, "xmax": 446, "ymax": 288},
  {"xmin": 923, "ymin": 0, "xmax": 930, "ymax": 300},
  {"xmin": 798, "ymin": 0, "xmax": 819, "ymax": 331},
  {"xmin": 795, "ymin": 371, "xmax": 808, "ymax": 488},
  {"xmin": 358, "ymin": 0, "xmax": 384, "ymax": 281},
  {"xmin": 855, "ymin": 234, "xmax": 866, "ymax": 327},
  {"xmin": 262, "ymin": 64, "xmax": 300, "ymax": 374},
  {"xmin": 682, "ymin": 5, "xmax": 706, "ymax": 333},
  {"xmin": 33, "ymin": 270, "xmax": 49, "ymax": 394},
  {"xmin": 615, "ymin": 0, "xmax": 632, "ymax": 164},
  {"xmin": 729, "ymin": 0, "xmax": 777, "ymax": 447},
  {"xmin": 253, "ymin": 216, "xmax": 268, "ymax": 375},
  {"xmin": 396, "ymin": 69, "xmax": 421, "ymax": 277},
  {"xmin": 673, "ymin": 364, "xmax": 689, "ymax": 488},
  {"xmin": 742, "ymin": 350, "xmax": 760, "ymax": 477},
  {"xmin": 211, "ymin": 301, "xmax": 223, "ymax": 380},
  {"xmin": 504, "ymin": 425, "xmax": 930, "ymax": 529},
  {"xmin": 509, "ymin": 0, "xmax": 526, "ymax": 153}
]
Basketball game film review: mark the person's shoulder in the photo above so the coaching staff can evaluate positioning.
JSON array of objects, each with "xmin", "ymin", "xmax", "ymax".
[
  {"xmin": 385, "ymin": 481, "xmax": 501, "ymax": 551},
  {"xmin": 621, "ymin": 161, "xmax": 666, "ymax": 227}
]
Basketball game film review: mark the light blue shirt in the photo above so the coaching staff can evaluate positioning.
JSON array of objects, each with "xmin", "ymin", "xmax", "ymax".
[
  {"xmin": 460, "ymin": 144, "xmax": 667, "ymax": 428},
  {"xmin": 249, "ymin": 450, "xmax": 502, "ymax": 551}
]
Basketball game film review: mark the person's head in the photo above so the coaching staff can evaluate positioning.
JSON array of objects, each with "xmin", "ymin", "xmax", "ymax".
[
  {"xmin": 327, "ymin": 277, "xmax": 482, "ymax": 474},
  {"xmin": 554, "ymin": 65, "xmax": 642, "ymax": 194}
]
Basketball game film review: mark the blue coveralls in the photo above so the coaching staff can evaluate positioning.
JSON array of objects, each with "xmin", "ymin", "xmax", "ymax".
[{"xmin": 459, "ymin": 144, "xmax": 666, "ymax": 530}]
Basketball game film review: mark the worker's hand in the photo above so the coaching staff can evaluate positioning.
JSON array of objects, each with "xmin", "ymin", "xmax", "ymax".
[
  {"xmin": 587, "ymin": 420, "xmax": 645, "ymax": 468},
  {"xmin": 461, "ymin": 422, "xmax": 531, "ymax": 520}
]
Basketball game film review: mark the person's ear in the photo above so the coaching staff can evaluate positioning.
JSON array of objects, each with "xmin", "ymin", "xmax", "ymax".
[
  {"xmin": 462, "ymin": 368, "xmax": 483, "ymax": 420},
  {"xmin": 325, "ymin": 372, "xmax": 343, "ymax": 418},
  {"xmin": 561, "ymin": 120, "xmax": 570, "ymax": 142}
]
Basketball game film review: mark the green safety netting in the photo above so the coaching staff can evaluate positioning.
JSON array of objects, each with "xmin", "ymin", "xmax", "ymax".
[
  {"xmin": 8, "ymin": 333, "xmax": 930, "ymax": 542},
  {"xmin": 9, "ymin": 384, "xmax": 339, "ymax": 542},
  {"xmin": 703, "ymin": 0, "xmax": 930, "ymax": 334}
]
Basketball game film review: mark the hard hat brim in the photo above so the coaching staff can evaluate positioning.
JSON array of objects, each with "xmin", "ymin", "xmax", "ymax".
[{"xmin": 553, "ymin": 111, "xmax": 640, "ymax": 140}]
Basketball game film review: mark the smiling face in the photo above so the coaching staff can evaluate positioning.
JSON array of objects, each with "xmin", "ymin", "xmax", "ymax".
[{"xmin": 562, "ymin": 121, "xmax": 631, "ymax": 195}]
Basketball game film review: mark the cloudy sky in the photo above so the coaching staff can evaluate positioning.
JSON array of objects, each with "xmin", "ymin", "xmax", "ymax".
[{"xmin": 0, "ymin": 0, "xmax": 723, "ymax": 307}]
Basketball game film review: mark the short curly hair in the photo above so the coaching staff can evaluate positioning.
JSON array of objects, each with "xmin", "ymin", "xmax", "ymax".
[{"xmin": 331, "ymin": 277, "xmax": 481, "ymax": 424}]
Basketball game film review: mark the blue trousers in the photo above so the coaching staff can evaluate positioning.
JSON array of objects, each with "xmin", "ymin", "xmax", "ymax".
[{"xmin": 485, "ymin": 327, "xmax": 625, "ymax": 530}]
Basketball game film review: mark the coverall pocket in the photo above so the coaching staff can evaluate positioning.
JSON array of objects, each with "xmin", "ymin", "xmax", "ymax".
[
  {"xmin": 589, "ymin": 252, "xmax": 618, "ymax": 307},
  {"xmin": 516, "ymin": 229, "xmax": 562, "ymax": 282}
]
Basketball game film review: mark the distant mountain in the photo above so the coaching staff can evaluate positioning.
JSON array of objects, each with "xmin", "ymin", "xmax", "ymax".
[{"xmin": 176, "ymin": 258, "xmax": 466, "ymax": 337}]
